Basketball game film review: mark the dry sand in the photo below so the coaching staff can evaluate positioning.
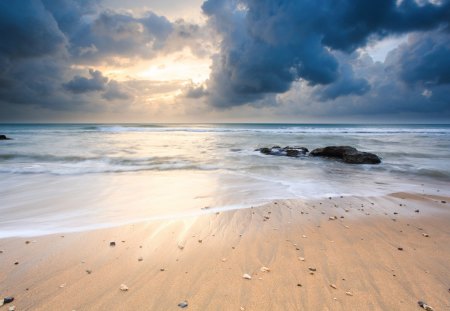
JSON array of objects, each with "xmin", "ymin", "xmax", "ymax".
[{"xmin": 0, "ymin": 192, "xmax": 449, "ymax": 310}]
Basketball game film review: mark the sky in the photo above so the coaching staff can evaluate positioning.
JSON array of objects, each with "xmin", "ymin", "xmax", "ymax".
[{"xmin": 0, "ymin": 0, "xmax": 449, "ymax": 123}]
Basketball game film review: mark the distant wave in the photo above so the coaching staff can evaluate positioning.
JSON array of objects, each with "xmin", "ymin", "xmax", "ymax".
[{"xmin": 0, "ymin": 153, "xmax": 219, "ymax": 175}]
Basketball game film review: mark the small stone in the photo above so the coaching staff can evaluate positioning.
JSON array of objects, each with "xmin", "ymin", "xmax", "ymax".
[
  {"xmin": 441, "ymin": 200, "xmax": 446, "ymax": 204},
  {"xmin": 330, "ymin": 284, "xmax": 337, "ymax": 289},
  {"xmin": 138, "ymin": 257, "xmax": 143, "ymax": 262},
  {"xmin": 242, "ymin": 273, "xmax": 252, "ymax": 280},
  {"xmin": 8, "ymin": 306, "xmax": 15, "ymax": 311},
  {"xmin": 25, "ymin": 241, "xmax": 30, "ymax": 244},
  {"xmin": 397, "ymin": 247, "xmax": 403, "ymax": 251},
  {"xmin": 418, "ymin": 300, "xmax": 434, "ymax": 311},
  {"xmin": 86, "ymin": 269, "xmax": 92, "ymax": 274},
  {"xmin": 177, "ymin": 301, "xmax": 188, "ymax": 308},
  {"xmin": 302, "ymin": 235, "xmax": 307, "ymax": 238},
  {"xmin": 240, "ymin": 307, "xmax": 245, "ymax": 311},
  {"xmin": 14, "ymin": 262, "xmax": 19, "ymax": 265},
  {"xmin": 415, "ymin": 209, "xmax": 420, "ymax": 213},
  {"xmin": 297, "ymin": 283, "xmax": 302, "ymax": 287},
  {"xmin": 298, "ymin": 257, "xmax": 305, "ymax": 261},
  {"xmin": 178, "ymin": 244, "xmax": 184, "ymax": 250},
  {"xmin": 3, "ymin": 297, "xmax": 14, "ymax": 304},
  {"xmin": 221, "ymin": 258, "xmax": 227, "ymax": 262},
  {"xmin": 110, "ymin": 241, "xmax": 116, "ymax": 247},
  {"xmin": 119, "ymin": 284, "xmax": 128, "ymax": 291},
  {"xmin": 308, "ymin": 267, "xmax": 316, "ymax": 272},
  {"xmin": 198, "ymin": 240, "xmax": 202, "ymax": 243},
  {"xmin": 345, "ymin": 291, "xmax": 353, "ymax": 296},
  {"xmin": 260, "ymin": 266, "xmax": 270, "ymax": 272},
  {"xmin": 160, "ymin": 268, "xmax": 165, "ymax": 271},
  {"xmin": 60, "ymin": 283, "xmax": 66, "ymax": 288},
  {"xmin": 329, "ymin": 216, "xmax": 337, "ymax": 220},
  {"xmin": 422, "ymin": 233, "xmax": 429, "ymax": 237}
]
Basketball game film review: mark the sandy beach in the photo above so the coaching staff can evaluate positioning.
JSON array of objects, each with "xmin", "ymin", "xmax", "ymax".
[{"xmin": 1, "ymin": 192, "xmax": 449, "ymax": 310}]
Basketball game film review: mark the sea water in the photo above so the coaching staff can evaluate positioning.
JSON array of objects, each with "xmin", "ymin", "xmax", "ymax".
[{"xmin": 1, "ymin": 123, "xmax": 449, "ymax": 237}]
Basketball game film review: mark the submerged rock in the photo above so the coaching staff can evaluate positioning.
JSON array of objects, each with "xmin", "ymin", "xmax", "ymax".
[
  {"xmin": 310, "ymin": 146, "xmax": 381, "ymax": 164},
  {"xmin": 0, "ymin": 135, "xmax": 11, "ymax": 140},
  {"xmin": 3, "ymin": 297, "xmax": 14, "ymax": 304},
  {"xmin": 256, "ymin": 146, "xmax": 308, "ymax": 158}
]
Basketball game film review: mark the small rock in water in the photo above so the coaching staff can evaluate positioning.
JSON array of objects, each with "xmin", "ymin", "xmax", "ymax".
[
  {"xmin": 3, "ymin": 297, "xmax": 14, "ymax": 304},
  {"xmin": 110, "ymin": 241, "xmax": 116, "ymax": 247},
  {"xmin": 345, "ymin": 291, "xmax": 353, "ymax": 296},
  {"xmin": 177, "ymin": 301, "xmax": 188, "ymax": 308},
  {"xmin": 330, "ymin": 284, "xmax": 337, "ymax": 289},
  {"xmin": 242, "ymin": 273, "xmax": 252, "ymax": 280},
  {"xmin": 260, "ymin": 266, "xmax": 270, "ymax": 272},
  {"xmin": 119, "ymin": 284, "xmax": 129, "ymax": 291},
  {"xmin": 418, "ymin": 300, "xmax": 434, "ymax": 311}
]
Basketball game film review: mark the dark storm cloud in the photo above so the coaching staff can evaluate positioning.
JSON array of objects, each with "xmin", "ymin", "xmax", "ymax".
[
  {"xmin": 202, "ymin": 0, "xmax": 450, "ymax": 107},
  {"xmin": 0, "ymin": 0, "xmax": 66, "ymax": 59},
  {"xmin": 64, "ymin": 69, "xmax": 108, "ymax": 93}
]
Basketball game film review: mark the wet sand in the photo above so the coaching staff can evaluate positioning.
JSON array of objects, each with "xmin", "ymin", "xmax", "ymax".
[{"xmin": 1, "ymin": 193, "xmax": 449, "ymax": 310}]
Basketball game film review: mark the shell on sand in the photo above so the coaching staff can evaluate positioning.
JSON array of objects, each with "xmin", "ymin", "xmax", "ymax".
[{"xmin": 242, "ymin": 273, "xmax": 252, "ymax": 280}]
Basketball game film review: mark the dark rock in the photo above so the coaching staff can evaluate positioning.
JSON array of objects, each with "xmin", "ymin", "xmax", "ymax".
[
  {"xmin": 3, "ymin": 297, "xmax": 14, "ymax": 304},
  {"xmin": 310, "ymin": 146, "xmax": 357, "ymax": 157},
  {"xmin": 343, "ymin": 151, "xmax": 381, "ymax": 164},
  {"xmin": 310, "ymin": 146, "xmax": 381, "ymax": 164},
  {"xmin": 109, "ymin": 241, "xmax": 116, "ymax": 247},
  {"xmin": 178, "ymin": 301, "xmax": 188, "ymax": 308},
  {"xmin": 0, "ymin": 135, "xmax": 11, "ymax": 140},
  {"xmin": 397, "ymin": 247, "xmax": 403, "ymax": 251},
  {"xmin": 256, "ymin": 146, "xmax": 308, "ymax": 158}
]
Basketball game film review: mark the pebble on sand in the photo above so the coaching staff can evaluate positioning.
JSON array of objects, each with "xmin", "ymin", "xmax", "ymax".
[
  {"xmin": 330, "ymin": 284, "xmax": 337, "ymax": 289},
  {"xmin": 8, "ymin": 306, "xmax": 15, "ymax": 311},
  {"xmin": 242, "ymin": 273, "xmax": 252, "ymax": 280},
  {"xmin": 422, "ymin": 233, "xmax": 429, "ymax": 237},
  {"xmin": 397, "ymin": 247, "xmax": 403, "ymax": 251},
  {"xmin": 260, "ymin": 266, "xmax": 270, "ymax": 272},
  {"xmin": 345, "ymin": 291, "xmax": 353, "ymax": 296},
  {"xmin": 298, "ymin": 257, "xmax": 305, "ymax": 261},
  {"xmin": 110, "ymin": 241, "xmax": 116, "ymax": 247},
  {"xmin": 308, "ymin": 267, "xmax": 317, "ymax": 272},
  {"xmin": 177, "ymin": 301, "xmax": 188, "ymax": 308},
  {"xmin": 119, "ymin": 284, "xmax": 129, "ymax": 291},
  {"xmin": 3, "ymin": 297, "xmax": 14, "ymax": 304},
  {"xmin": 138, "ymin": 257, "xmax": 143, "ymax": 261},
  {"xmin": 418, "ymin": 300, "xmax": 434, "ymax": 311}
]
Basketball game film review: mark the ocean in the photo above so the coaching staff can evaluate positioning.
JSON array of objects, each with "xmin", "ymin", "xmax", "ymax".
[{"xmin": 1, "ymin": 123, "xmax": 449, "ymax": 237}]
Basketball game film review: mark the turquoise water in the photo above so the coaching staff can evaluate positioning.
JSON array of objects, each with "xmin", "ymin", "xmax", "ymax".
[{"xmin": 1, "ymin": 123, "xmax": 449, "ymax": 237}]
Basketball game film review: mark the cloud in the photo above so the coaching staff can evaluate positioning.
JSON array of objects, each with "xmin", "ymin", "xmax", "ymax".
[
  {"xmin": 201, "ymin": 0, "xmax": 450, "ymax": 108},
  {"xmin": 64, "ymin": 69, "xmax": 109, "ymax": 93}
]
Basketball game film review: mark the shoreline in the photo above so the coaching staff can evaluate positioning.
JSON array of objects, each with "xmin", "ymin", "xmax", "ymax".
[{"xmin": 1, "ymin": 192, "xmax": 449, "ymax": 310}]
